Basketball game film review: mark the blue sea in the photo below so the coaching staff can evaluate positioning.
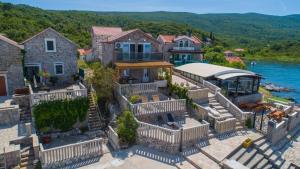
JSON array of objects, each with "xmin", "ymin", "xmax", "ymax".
[{"xmin": 247, "ymin": 61, "xmax": 300, "ymax": 103}]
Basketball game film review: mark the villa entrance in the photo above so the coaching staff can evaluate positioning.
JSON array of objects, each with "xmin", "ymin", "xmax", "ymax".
[
  {"xmin": 253, "ymin": 108, "xmax": 270, "ymax": 135},
  {"xmin": 24, "ymin": 64, "xmax": 41, "ymax": 83}
]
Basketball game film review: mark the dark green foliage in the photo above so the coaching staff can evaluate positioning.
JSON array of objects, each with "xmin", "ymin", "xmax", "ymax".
[
  {"xmin": 33, "ymin": 97, "xmax": 89, "ymax": 132},
  {"xmin": 246, "ymin": 118, "xmax": 253, "ymax": 129},
  {"xmin": 117, "ymin": 111, "xmax": 138, "ymax": 145}
]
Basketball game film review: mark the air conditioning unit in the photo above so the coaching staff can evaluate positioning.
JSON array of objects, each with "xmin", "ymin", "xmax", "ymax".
[{"xmin": 115, "ymin": 42, "xmax": 122, "ymax": 49}]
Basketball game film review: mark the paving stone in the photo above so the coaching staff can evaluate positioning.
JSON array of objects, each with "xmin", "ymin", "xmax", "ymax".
[
  {"xmin": 237, "ymin": 148, "xmax": 257, "ymax": 165},
  {"xmin": 245, "ymin": 153, "xmax": 264, "ymax": 168},
  {"xmin": 229, "ymin": 148, "xmax": 247, "ymax": 160},
  {"xmin": 255, "ymin": 158, "xmax": 269, "ymax": 169}
]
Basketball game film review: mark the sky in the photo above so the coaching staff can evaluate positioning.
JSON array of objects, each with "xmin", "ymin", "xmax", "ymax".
[{"xmin": 2, "ymin": 0, "xmax": 300, "ymax": 16}]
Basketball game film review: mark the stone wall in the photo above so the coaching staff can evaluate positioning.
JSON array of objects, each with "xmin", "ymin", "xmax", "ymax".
[
  {"xmin": 3, "ymin": 144, "xmax": 20, "ymax": 169},
  {"xmin": 267, "ymin": 119, "xmax": 288, "ymax": 145},
  {"xmin": 0, "ymin": 37, "xmax": 24, "ymax": 95},
  {"xmin": 287, "ymin": 111, "xmax": 300, "ymax": 131},
  {"xmin": 0, "ymin": 105, "xmax": 20, "ymax": 126},
  {"xmin": 188, "ymin": 88, "xmax": 209, "ymax": 104},
  {"xmin": 23, "ymin": 28, "xmax": 77, "ymax": 85},
  {"xmin": 137, "ymin": 136, "xmax": 180, "ymax": 154}
]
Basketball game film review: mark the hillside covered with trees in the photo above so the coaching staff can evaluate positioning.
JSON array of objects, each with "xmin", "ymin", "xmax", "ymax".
[{"xmin": 1, "ymin": 1, "xmax": 300, "ymax": 62}]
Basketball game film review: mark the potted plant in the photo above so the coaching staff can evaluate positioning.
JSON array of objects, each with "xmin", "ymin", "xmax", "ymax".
[{"xmin": 155, "ymin": 75, "xmax": 168, "ymax": 87}]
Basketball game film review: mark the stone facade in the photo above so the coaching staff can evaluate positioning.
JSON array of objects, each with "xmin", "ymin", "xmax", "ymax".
[
  {"xmin": 0, "ymin": 35, "xmax": 24, "ymax": 95},
  {"xmin": 267, "ymin": 119, "xmax": 288, "ymax": 145},
  {"xmin": 23, "ymin": 28, "xmax": 77, "ymax": 85},
  {"xmin": 157, "ymin": 35, "xmax": 203, "ymax": 63}
]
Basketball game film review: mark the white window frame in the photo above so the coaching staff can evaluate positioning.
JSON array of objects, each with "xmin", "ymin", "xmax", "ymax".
[
  {"xmin": 45, "ymin": 38, "xmax": 56, "ymax": 52},
  {"xmin": 54, "ymin": 62, "xmax": 64, "ymax": 75}
]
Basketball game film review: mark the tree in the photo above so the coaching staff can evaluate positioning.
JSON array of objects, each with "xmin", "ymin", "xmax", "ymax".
[
  {"xmin": 88, "ymin": 64, "xmax": 116, "ymax": 102},
  {"xmin": 204, "ymin": 51, "xmax": 226, "ymax": 63},
  {"xmin": 117, "ymin": 111, "xmax": 138, "ymax": 145}
]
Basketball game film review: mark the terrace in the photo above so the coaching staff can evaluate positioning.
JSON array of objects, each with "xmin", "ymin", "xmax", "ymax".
[
  {"xmin": 29, "ymin": 82, "xmax": 87, "ymax": 106},
  {"xmin": 114, "ymin": 82, "xmax": 210, "ymax": 153}
]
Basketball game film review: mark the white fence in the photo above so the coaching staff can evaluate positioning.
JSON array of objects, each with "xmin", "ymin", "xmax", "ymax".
[
  {"xmin": 136, "ymin": 118, "xmax": 209, "ymax": 151},
  {"xmin": 30, "ymin": 83, "xmax": 88, "ymax": 106},
  {"xmin": 216, "ymin": 93, "xmax": 252, "ymax": 121},
  {"xmin": 40, "ymin": 138, "xmax": 103, "ymax": 168},
  {"xmin": 116, "ymin": 82, "xmax": 158, "ymax": 96},
  {"xmin": 132, "ymin": 99, "xmax": 186, "ymax": 116},
  {"xmin": 108, "ymin": 126, "xmax": 120, "ymax": 150},
  {"xmin": 215, "ymin": 118, "xmax": 237, "ymax": 134}
]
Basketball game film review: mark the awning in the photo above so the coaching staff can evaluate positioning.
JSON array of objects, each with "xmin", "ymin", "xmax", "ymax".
[
  {"xmin": 115, "ymin": 61, "xmax": 173, "ymax": 69},
  {"xmin": 215, "ymin": 72, "xmax": 258, "ymax": 80}
]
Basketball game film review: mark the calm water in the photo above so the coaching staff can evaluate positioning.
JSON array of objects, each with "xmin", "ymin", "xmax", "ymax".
[{"xmin": 247, "ymin": 61, "xmax": 300, "ymax": 103}]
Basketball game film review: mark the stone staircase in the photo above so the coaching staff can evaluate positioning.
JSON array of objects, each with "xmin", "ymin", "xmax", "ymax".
[
  {"xmin": 20, "ymin": 145, "xmax": 35, "ymax": 169},
  {"xmin": 87, "ymin": 90, "xmax": 104, "ymax": 137},
  {"xmin": 226, "ymin": 137, "xmax": 295, "ymax": 169}
]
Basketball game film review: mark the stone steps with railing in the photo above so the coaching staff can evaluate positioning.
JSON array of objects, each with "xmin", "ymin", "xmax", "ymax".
[
  {"xmin": 20, "ymin": 146, "xmax": 35, "ymax": 169},
  {"xmin": 87, "ymin": 89, "xmax": 103, "ymax": 135}
]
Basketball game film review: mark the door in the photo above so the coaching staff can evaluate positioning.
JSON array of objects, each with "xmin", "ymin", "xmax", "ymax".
[
  {"xmin": 25, "ymin": 65, "xmax": 41, "ymax": 83},
  {"xmin": 130, "ymin": 44, "xmax": 136, "ymax": 60},
  {"xmin": 142, "ymin": 69, "xmax": 149, "ymax": 82},
  {"xmin": 138, "ymin": 44, "xmax": 144, "ymax": 60},
  {"xmin": 0, "ymin": 76, "xmax": 7, "ymax": 96}
]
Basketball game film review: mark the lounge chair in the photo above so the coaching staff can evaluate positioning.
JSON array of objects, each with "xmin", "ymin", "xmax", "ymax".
[{"xmin": 140, "ymin": 95, "xmax": 148, "ymax": 103}]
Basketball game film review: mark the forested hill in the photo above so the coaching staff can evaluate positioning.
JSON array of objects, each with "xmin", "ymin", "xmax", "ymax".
[
  {"xmin": 96, "ymin": 12, "xmax": 300, "ymax": 46},
  {"xmin": 1, "ymin": 1, "xmax": 300, "ymax": 61},
  {"xmin": 0, "ymin": 2, "xmax": 208, "ymax": 48}
]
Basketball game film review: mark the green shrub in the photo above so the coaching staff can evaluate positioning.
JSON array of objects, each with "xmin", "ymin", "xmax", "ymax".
[
  {"xmin": 117, "ymin": 111, "xmax": 138, "ymax": 145},
  {"xmin": 129, "ymin": 95, "xmax": 139, "ymax": 104},
  {"xmin": 33, "ymin": 97, "xmax": 89, "ymax": 132},
  {"xmin": 246, "ymin": 118, "xmax": 253, "ymax": 129}
]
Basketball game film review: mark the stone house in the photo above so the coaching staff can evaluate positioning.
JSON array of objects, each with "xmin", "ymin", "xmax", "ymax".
[
  {"xmin": 157, "ymin": 35, "xmax": 203, "ymax": 66},
  {"xmin": 0, "ymin": 35, "xmax": 24, "ymax": 96},
  {"xmin": 92, "ymin": 27, "xmax": 172, "ymax": 83},
  {"xmin": 22, "ymin": 28, "xmax": 78, "ymax": 85}
]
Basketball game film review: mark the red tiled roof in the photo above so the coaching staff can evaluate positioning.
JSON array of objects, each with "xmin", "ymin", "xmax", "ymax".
[
  {"xmin": 107, "ymin": 29, "xmax": 138, "ymax": 42},
  {"xmin": 0, "ymin": 34, "xmax": 23, "ymax": 49},
  {"xmin": 159, "ymin": 35, "xmax": 202, "ymax": 44},
  {"xmin": 226, "ymin": 57, "xmax": 244, "ymax": 64},
  {"xmin": 92, "ymin": 26, "xmax": 122, "ymax": 36},
  {"xmin": 224, "ymin": 50, "xmax": 233, "ymax": 54},
  {"xmin": 78, "ymin": 49, "xmax": 92, "ymax": 56},
  {"xmin": 159, "ymin": 35, "xmax": 176, "ymax": 43}
]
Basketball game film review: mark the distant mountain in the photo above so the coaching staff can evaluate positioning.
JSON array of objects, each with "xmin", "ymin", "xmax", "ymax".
[
  {"xmin": 1, "ymin": 1, "xmax": 300, "ymax": 48},
  {"xmin": 95, "ymin": 12, "xmax": 300, "ymax": 45}
]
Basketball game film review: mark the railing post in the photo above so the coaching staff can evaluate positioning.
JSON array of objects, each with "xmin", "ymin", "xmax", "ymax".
[{"xmin": 179, "ymin": 128, "xmax": 183, "ymax": 152}]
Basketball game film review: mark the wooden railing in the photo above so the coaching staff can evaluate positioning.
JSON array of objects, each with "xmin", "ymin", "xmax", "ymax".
[
  {"xmin": 108, "ymin": 126, "xmax": 120, "ymax": 150},
  {"xmin": 116, "ymin": 82, "xmax": 158, "ymax": 96},
  {"xmin": 40, "ymin": 138, "xmax": 103, "ymax": 168},
  {"xmin": 31, "ymin": 83, "xmax": 87, "ymax": 106},
  {"xmin": 132, "ymin": 99, "xmax": 186, "ymax": 116}
]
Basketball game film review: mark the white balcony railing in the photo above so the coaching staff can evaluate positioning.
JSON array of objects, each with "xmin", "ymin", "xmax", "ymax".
[{"xmin": 173, "ymin": 46, "xmax": 195, "ymax": 51}]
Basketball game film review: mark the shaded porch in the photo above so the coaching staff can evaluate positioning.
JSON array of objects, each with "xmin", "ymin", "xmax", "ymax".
[{"xmin": 115, "ymin": 61, "xmax": 173, "ymax": 84}]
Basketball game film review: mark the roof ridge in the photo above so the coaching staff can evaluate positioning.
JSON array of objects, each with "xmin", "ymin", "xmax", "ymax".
[{"xmin": 0, "ymin": 34, "xmax": 23, "ymax": 49}]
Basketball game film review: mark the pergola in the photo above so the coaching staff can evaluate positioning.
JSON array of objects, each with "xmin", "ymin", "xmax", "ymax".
[{"xmin": 115, "ymin": 61, "xmax": 173, "ymax": 81}]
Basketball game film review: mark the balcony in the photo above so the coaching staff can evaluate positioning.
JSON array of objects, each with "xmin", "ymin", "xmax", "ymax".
[
  {"xmin": 115, "ymin": 52, "xmax": 164, "ymax": 62},
  {"xmin": 173, "ymin": 46, "xmax": 195, "ymax": 51}
]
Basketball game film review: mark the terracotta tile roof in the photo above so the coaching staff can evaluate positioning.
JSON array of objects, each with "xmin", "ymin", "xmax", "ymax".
[
  {"xmin": 226, "ymin": 56, "xmax": 244, "ymax": 64},
  {"xmin": 159, "ymin": 35, "xmax": 176, "ymax": 43},
  {"xmin": 107, "ymin": 29, "xmax": 138, "ymax": 42},
  {"xmin": 234, "ymin": 48, "xmax": 245, "ymax": 52},
  {"xmin": 0, "ymin": 35, "xmax": 23, "ymax": 49},
  {"xmin": 92, "ymin": 26, "xmax": 122, "ymax": 36},
  {"xmin": 159, "ymin": 35, "xmax": 202, "ymax": 44},
  {"xmin": 78, "ymin": 49, "xmax": 92, "ymax": 56}
]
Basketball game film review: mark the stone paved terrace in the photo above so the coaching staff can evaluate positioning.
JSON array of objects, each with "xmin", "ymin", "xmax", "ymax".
[
  {"xmin": 0, "ymin": 125, "xmax": 19, "ymax": 153},
  {"xmin": 172, "ymin": 75, "xmax": 200, "ymax": 90},
  {"xmin": 282, "ymin": 130, "xmax": 300, "ymax": 166},
  {"xmin": 78, "ymin": 145, "xmax": 182, "ymax": 169},
  {"xmin": 42, "ymin": 135, "xmax": 92, "ymax": 149},
  {"xmin": 199, "ymin": 130, "xmax": 262, "ymax": 163}
]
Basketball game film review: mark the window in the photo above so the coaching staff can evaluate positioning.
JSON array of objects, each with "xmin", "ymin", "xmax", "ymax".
[
  {"xmin": 45, "ymin": 38, "xmax": 56, "ymax": 52},
  {"xmin": 179, "ymin": 41, "xmax": 184, "ymax": 47},
  {"xmin": 54, "ymin": 63, "xmax": 64, "ymax": 75}
]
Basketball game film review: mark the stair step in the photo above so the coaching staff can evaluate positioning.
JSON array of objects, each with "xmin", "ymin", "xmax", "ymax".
[
  {"xmin": 259, "ymin": 142, "xmax": 270, "ymax": 153},
  {"xmin": 237, "ymin": 148, "xmax": 257, "ymax": 164},
  {"xmin": 254, "ymin": 138, "xmax": 267, "ymax": 147},
  {"xmin": 218, "ymin": 109, "xmax": 229, "ymax": 114},
  {"xmin": 263, "ymin": 163, "xmax": 273, "ymax": 169},
  {"xmin": 255, "ymin": 158, "xmax": 269, "ymax": 169},
  {"xmin": 230, "ymin": 147, "xmax": 247, "ymax": 161},
  {"xmin": 245, "ymin": 153, "xmax": 264, "ymax": 168}
]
